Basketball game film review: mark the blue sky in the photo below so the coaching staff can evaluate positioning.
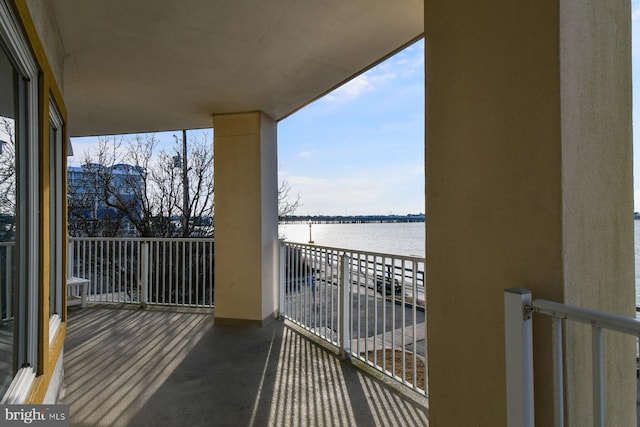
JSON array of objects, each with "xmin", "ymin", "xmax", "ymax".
[{"xmin": 278, "ymin": 39, "xmax": 424, "ymax": 216}]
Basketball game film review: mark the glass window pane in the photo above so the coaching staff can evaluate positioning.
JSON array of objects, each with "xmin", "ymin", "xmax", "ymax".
[
  {"xmin": 0, "ymin": 43, "xmax": 16, "ymax": 396},
  {"xmin": 49, "ymin": 105, "xmax": 63, "ymax": 319}
]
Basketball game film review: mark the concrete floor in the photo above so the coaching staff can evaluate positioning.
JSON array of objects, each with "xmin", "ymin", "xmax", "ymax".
[{"xmin": 61, "ymin": 305, "xmax": 428, "ymax": 427}]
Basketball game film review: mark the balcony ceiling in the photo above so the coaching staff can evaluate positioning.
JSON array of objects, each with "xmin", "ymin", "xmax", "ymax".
[{"xmin": 51, "ymin": 1, "xmax": 423, "ymax": 137}]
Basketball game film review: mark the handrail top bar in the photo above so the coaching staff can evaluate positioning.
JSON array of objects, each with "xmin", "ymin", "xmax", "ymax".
[
  {"xmin": 69, "ymin": 236, "xmax": 214, "ymax": 243},
  {"xmin": 532, "ymin": 299, "xmax": 640, "ymax": 336},
  {"xmin": 282, "ymin": 240, "xmax": 426, "ymax": 263}
]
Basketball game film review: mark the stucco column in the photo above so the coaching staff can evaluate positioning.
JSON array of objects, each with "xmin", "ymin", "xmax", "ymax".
[
  {"xmin": 212, "ymin": 112, "xmax": 279, "ymax": 327},
  {"xmin": 425, "ymin": 0, "xmax": 634, "ymax": 425}
]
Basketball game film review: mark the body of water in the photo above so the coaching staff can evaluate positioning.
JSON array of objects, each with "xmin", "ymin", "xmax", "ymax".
[
  {"xmin": 282, "ymin": 221, "xmax": 640, "ymax": 308},
  {"xmin": 279, "ymin": 222, "xmax": 425, "ymax": 257}
]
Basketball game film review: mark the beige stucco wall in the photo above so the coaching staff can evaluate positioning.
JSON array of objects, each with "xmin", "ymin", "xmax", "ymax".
[
  {"xmin": 560, "ymin": 0, "xmax": 635, "ymax": 425},
  {"xmin": 213, "ymin": 112, "xmax": 278, "ymax": 325},
  {"xmin": 25, "ymin": 0, "xmax": 65, "ymax": 92},
  {"xmin": 425, "ymin": 0, "xmax": 633, "ymax": 425}
]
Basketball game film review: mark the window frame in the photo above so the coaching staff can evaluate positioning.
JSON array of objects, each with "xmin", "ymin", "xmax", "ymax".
[
  {"xmin": 48, "ymin": 100, "xmax": 63, "ymax": 344},
  {"xmin": 0, "ymin": 0, "xmax": 40, "ymax": 404}
]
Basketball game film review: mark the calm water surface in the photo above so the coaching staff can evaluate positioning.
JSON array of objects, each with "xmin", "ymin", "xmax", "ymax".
[{"xmin": 279, "ymin": 222, "xmax": 425, "ymax": 257}]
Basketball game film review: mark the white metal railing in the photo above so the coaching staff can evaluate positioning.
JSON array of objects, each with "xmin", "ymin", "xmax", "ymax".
[
  {"xmin": 68, "ymin": 237, "xmax": 214, "ymax": 308},
  {"xmin": 504, "ymin": 288, "xmax": 640, "ymax": 427},
  {"xmin": 280, "ymin": 241, "xmax": 426, "ymax": 395}
]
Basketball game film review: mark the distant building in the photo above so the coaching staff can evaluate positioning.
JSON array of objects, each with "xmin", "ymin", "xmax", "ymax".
[{"xmin": 67, "ymin": 163, "xmax": 146, "ymax": 235}]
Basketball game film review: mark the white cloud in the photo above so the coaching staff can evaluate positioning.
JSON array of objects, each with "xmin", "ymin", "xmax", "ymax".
[
  {"xmin": 295, "ymin": 150, "xmax": 315, "ymax": 159},
  {"xmin": 323, "ymin": 74, "xmax": 375, "ymax": 103},
  {"xmin": 322, "ymin": 71, "xmax": 398, "ymax": 104},
  {"xmin": 634, "ymin": 0, "xmax": 640, "ymax": 21},
  {"xmin": 285, "ymin": 166, "xmax": 424, "ymax": 216},
  {"xmin": 315, "ymin": 39, "xmax": 422, "ymax": 107},
  {"xmin": 288, "ymin": 175, "xmax": 330, "ymax": 187}
]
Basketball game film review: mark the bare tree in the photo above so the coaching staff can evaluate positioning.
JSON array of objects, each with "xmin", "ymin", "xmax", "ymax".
[
  {"xmin": 278, "ymin": 179, "xmax": 302, "ymax": 220},
  {"xmin": 163, "ymin": 132, "xmax": 214, "ymax": 237},
  {"xmin": 68, "ymin": 131, "xmax": 214, "ymax": 237},
  {"xmin": 0, "ymin": 117, "xmax": 16, "ymax": 240},
  {"xmin": 69, "ymin": 131, "xmax": 301, "ymax": 236}
]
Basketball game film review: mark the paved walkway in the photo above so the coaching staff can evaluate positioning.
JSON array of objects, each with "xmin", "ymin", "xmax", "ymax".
[
  {"xmin": 62, "ymin": 305, "xmax": 428, "ymax": 427},
  {"xmin": 352, "ymin": 322, "xmax": 426, "ymax": 358}
]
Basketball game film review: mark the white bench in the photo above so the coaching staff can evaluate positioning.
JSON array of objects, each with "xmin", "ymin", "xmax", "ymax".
[{"xmin": 67, "ymin": 277, "xmax": 89, "ymax": 308}]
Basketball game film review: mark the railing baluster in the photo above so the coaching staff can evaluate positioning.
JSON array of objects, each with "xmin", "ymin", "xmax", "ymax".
[
  {"xmin": 304, "ymin": 246, "xmax": 308, "ymax": 327},
  {"xmin": 411, "ymin": 259, "xmax": 417, "ymax": 389},
  {"xmin": 306, "ymin": 246, "xmax": 311, "ymax": 329},
  {"xmin": 323, "ymin": 248, "xmax": 327, "ymax": 339},
  {"xmin": 327, "ymin": 251, "xmax": 332, "ymax": 335},
  {"xmin": 163, "ymin": 241, "xmax": 168, "ymax": 304},
  {"xmin": 117, "ymin": 240, "xmax": 122, "ymax": 301},
  {"xmin": 312, "ymin": 247, "xmax": 317, "ymax": 335},
  {"xmin": 290, "ymin": 245, "xmax": 295, "ymax": 322},
  {"xmin": 347, "ymin": 252, "xmax": 352, "ymax": 351},
  {"xmin": 195, "ymin": 241, "xmax": 200, "ymax": 306},
  {"xmin": 339, "ymin": 252, "xmax": 350, "ymax": 357},
  {"xmin": 107, "ymin": 240, "xmax": 112, "ymax": 302},
  {"xmin": 185, "ymin": 242, "xmax": 193, "ymax": 305},
  {"xmin": 389, "ymin": 257, "xmax": 394, "ymax": 374},
  {"xmin": 153, "ymin": 241, "xmax": 158, "ymax": 304},
  {"xmin": 125, "ymin": 241, "xmax": 130, "ymax": 302},
  {"xmin": 279, "ymin": 241, "xmax": 285, "ymax": 319},
  {"xmin": 399, "ymin": 258, "xmax": 404, "ymax": 383},
  {"xmin": 86, "ymin": 240, "xmax": 91, "ymax": 300},
  {"xmin": 297, "ymin": 245, "xmax": 302, "ymax": 324},
  {"xmin": 181, "ymin": 240, "xmax": 186, "ymax": 305},
  {"xmin": 300, "ymin": 245, "xmax": 305, "ymax": 326},
  {"xmin": 365, "ymin": 254, "xmax": 369, "ymax": 362},
  {"xmin": 374, "ymin": 255, "xmax": 379, "ymax": 368}
]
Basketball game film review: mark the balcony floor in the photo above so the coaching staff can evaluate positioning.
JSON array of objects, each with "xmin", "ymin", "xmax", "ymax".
[{"xmin": 62, "ymin": 305, "xmax": 428, "ymax": 427}]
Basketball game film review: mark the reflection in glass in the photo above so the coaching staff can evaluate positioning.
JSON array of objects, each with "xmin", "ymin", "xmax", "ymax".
[
  {"xmin": 49, "ymin": 116, "xmax": 62, "ymax": 318},
  {"xmin": 0, "ymin": 44, "xmax": 17, "ymax": 397}
]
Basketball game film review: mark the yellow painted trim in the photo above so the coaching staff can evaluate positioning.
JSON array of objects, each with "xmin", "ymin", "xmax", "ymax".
[
  {"xmin": 61, "ymin": 102, "xmax": 68, "ymax": 320},
  {"xmin": 26, "ymin": 323, "xmax": 66, "ymax": 404},
  {"xmin": 11, "ymin": 0, "xmax": 68, "ymax": 403},
  {"xmin": 39, "ymin": 71, "xmax": 50, "ymax": 376}
]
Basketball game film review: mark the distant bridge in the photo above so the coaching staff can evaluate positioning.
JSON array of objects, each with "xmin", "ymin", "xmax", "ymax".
[{"xmin": 280, "ymin": 214, "xmax": 425, "ymax": 224}]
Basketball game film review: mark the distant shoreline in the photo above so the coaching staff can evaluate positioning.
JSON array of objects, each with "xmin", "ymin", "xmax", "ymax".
[{"xmin": 280, "ymin": 214, "xmax": 425, "ymax": 224}]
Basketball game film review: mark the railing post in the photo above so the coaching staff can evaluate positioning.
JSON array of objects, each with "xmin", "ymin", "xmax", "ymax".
[
  {"xmin": 339, "ymin": 253, "xmax": 351, "ymax": 358},
  {"xmin": 504, "ymin": 288, "xmax": 535, "ymax": 427},
  {"xmin": 67, "ymin": 240, "xmax": 74, "ymax": 277},
  {"xmin": 140, "ymin": 242, "xmax": 149, "ymax": 308},
  {"xmin": 279, "ymin": 240, "xmax": 286, "ymax": 319}
]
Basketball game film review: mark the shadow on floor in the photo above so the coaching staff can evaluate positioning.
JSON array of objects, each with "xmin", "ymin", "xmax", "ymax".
[{"xmin": 62, "ymin": 305, "xmax": 428, "ymax": 427}]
